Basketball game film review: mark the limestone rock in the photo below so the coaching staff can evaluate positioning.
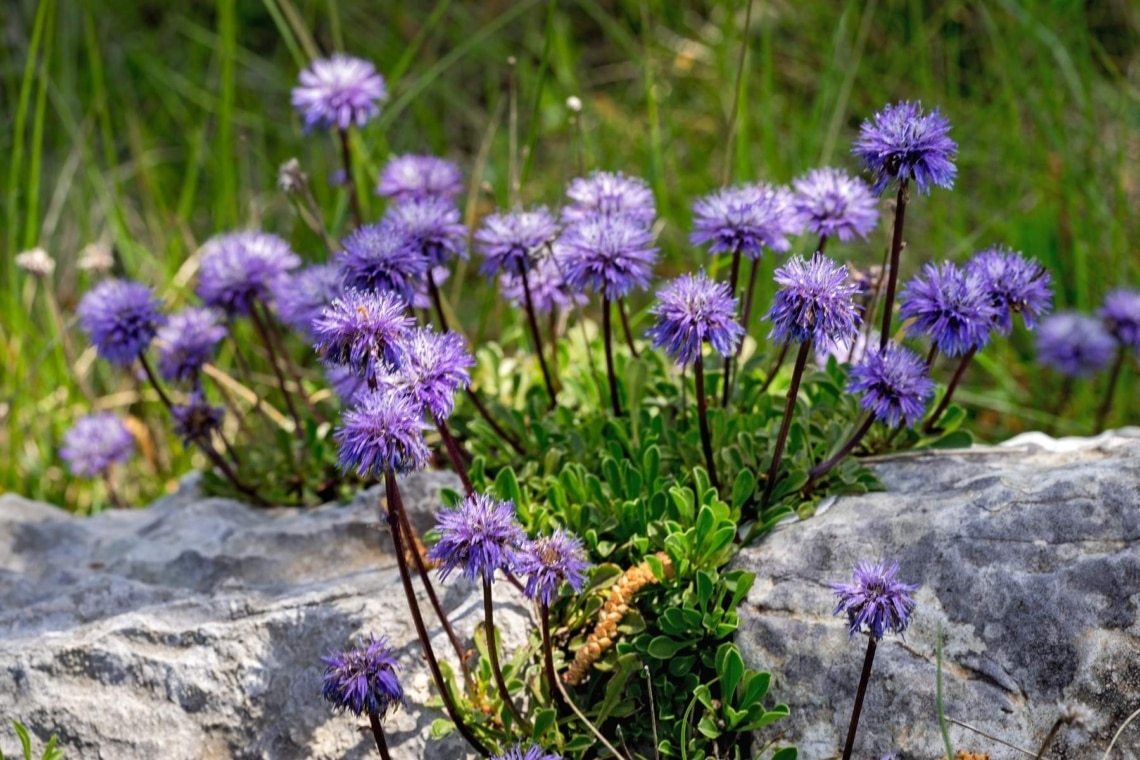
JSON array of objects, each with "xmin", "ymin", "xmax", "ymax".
[{"xmin": 735, "ymin": 429, "xmax": 1140, "ymax": 760}]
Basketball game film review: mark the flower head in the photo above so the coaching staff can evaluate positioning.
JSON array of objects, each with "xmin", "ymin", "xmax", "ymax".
[
  {"xmin": 376, "ymin": 154, "xmax": 464, "ymax": 201},
  {"xmin": 77, "ymin": 279, "xmax": 166, "ymax": 367},
  {"xmin": 1100, "ymin": 288, "xmax": 1140, "ymax": 351},
  {"xmin": 499, "ymin": 256, "xmax": 586, "ymax": 315},
  {"xmin": 853, "ymin": 101, "xmax": 957, "ymax": 196},
  {"xmin": 557, "ymin": 214, "xmax": 658, "ymax": 299},
  {"xmin": 321, "ymin": 634, "xmax": 404, "ymax": 717},
  {"xmin": 646, "ymin": 271, "xmax": 744, "ymax": 365},
  {"xmin": 15, "ymin": 247, "xmax": 55, "ymax": 277},
  {"xmin": 514, "ymin": 530, "xmax": 590, "ymax": 606},
  {"xmin": 155, "ymin": 307, "xmax": 227, "ymax": 383},
  {"xmin": 491, "ymin": 745, "xmax": 563, "ymax": 760},
  {"xmin": 336, "ymin": 389, "xmax": 430, "ymax": 477},
  {"xmin": 197, "ymin": 232, "xmax": 301, "ymax": 316},
  {"xmin": 476, "ymin": 207, "xmax": 559, "ymax": 277},
  {"xmin": 1035, "ymin": 312, "xmax": 1117, "ymax": 378},
  {"xmin": 966, "ymin": 246, "xmax": 1053, "ymax": 334},
  {"xmin": 292, "ymin": 54, "xmax": 387, "ymax": 131},
  {"xmin": 790, "ymin": 168, "xmax": 880, "ymax": 242},
  {"xmin": 831, "ymin": 559, "xmax": 918, "ymax": 640},
  {"xmin": 60, "ymin": 412, "xmax": 135, "ymax": 477},
  {"xmin": 272, "ymin": 263, "xmax": 344, "ymax": 339},
  {"xmin": 765, "ymin": 253, "xmax": 861, "ymax": 346},
  {"xmin": 899, "ymin": 262, "xmax": 998, "ymax": 357},
  {"xmin": 78, "ymin": 243, "xmax": 114, "ymax": 274},
  {"xmin": 847, "ymin": 344, "xmax": 935, "ymax": 428},
  {"xmin": 385, "ymin": 328, "xmax": 473, "ymax": 420},
  {"xmin": 338, "ymin": 221, "xmax": 428, "ymax": 303},
  {"xmin": 312, "ymin": 288, "xmax": 414, "ymax": 374},
  {"xmin": 385, "ymin": 196, "xmax": 468, "ymax": 267},
  {"xmin": 171, "ymin": 391, "xmax": 224, "ymax": 445},
  {"xmin": 562, "ymin": 171, "xmax": 656, "ymax": 224},
  {"xmin": 427, "ymin": 493, "xmax": 525, "ymax": 583},
  {"xmin": 690, "ymin": 183, "xmax": 796, "ymax": 260}
]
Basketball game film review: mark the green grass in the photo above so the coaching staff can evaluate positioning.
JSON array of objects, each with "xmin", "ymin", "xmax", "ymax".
[{"xmin": 2, "ymin": 0, "xmax": 1138, "ymax": 511}]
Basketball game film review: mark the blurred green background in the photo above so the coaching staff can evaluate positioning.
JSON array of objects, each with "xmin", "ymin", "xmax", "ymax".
[{"xmin": 2, "ymin": 0, "xmax": 1138, "ymax": 511}]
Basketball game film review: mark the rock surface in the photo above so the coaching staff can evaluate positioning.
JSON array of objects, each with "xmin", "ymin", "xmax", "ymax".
[
  {"xmin": 735, "ymin": 429, "xmax": 1140, "ymax": 760},
  {"xmin": 0, "ymin": 472, "xmax": 518, "ymax": 760}
]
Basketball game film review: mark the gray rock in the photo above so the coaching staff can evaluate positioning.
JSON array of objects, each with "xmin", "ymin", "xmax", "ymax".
[
  {"xmin": 735, "ymin": 429, "xmax": 1140, "ymax": 760},
  {"xmin": 0, "ymin": 472, "xmax": 528, "ymax": 760}
]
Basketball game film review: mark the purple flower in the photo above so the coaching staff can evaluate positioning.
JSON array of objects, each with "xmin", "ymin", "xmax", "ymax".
[
  {"xmin": 475, "ymin": 207, "xmax": 559, "ymax": 277},
  {"xmin": 1100, "ymin": 288, "xmax": 1140, "ymax": 351},
  {"xmin": 292, "ymin": 54, "xmax": 387, "ymax": 131},
  {"xmin": 499, "ymin": 256, "xmax": 586, "ymax": 315},
  {"xmin": 336, "ymin": 389, "xmax": 430, "ymax": 476},
  {"xmin": 376, "ymin": 154, "xmax": 464, "ymax": 201},
  {"xmin": 790, "ymin": 168, "xmax": 880, "ymax": 242},
  {"xmin": 966, "ymin": 246, "xmax": 1053, "ymax": 335},
  {"xmin": 514, "ymin": 531, "xmax": 590, "ymax": 606},
  {"xmin": 155, "ymin": 307, "xmax": 227, "ymax": 383},
  {"xmin": 853, "ymin": 101, "xmax": 957, "ymax": 196},
  {"xmin": 1035, "ymin": 312, "xmax": 1117, "ymax": 378},
  {"xmin": 384, "ymin": 328, "xmax": 473, "ymax": 420},
  {"xmin": 385, "ymin": 197, "xmax": 468, "ymax": 267},
  {"xmin": 321, "ymin": 634, "xmax": 404, "ymax": 717},
  {"xmin": 765, "ymin": 253, "xmax": 861, "ymax": 346},
  {"xmin": 491, "ymin": 745, "xmax": 563, "ymax": 760},
  {"xmin": 562, "ymin": 171, "xmax": 656, "ymax": 223},
  {"xmin": 272, "ymin": 264, "xmax": 343, "ymax": 338},
  {"xmin": 77, "ymin": 279, "xmax": 166, "ymax": 367},
  {"xmin": 557, "ymin": 213, "xmax": 658, "ymax": 299},
  {"xmin": 899, "ymin": 262, "xmax": 998, "ymax": 357},
  {"xmin": 427, "ymin": 493, "xmax": 526, "ymax": 583},
  {"xmin": 338, "ymin": 221, "xmax": 428, "ymax": 303},
  {"xmin": 831, "ymin": 559, "xmax": 918, "ymax": 640},
  {"xmin": 690, "ymin": 183, "xmax": 796, "ymax": 260},
  {"xmin": 60, "ymin": 412, "xmax": 135, "ymax": 477},
  {"xmin": 312, "ymin": 289, "xmax": 414, "ymax": 374},
  {"xmin": 847, "ymin": 344, "xmax": 935, "ymax": 428},
  {"xmin": 197, "ymin": 232, "xmax": 301, "ymax": 316},
  {"xmin": 646, "ymin": 271, "xmax": 744, "ymax": 365},
  {"xmin": 171, "ymin": 392, "xmax": 224, "ymax": 445}
]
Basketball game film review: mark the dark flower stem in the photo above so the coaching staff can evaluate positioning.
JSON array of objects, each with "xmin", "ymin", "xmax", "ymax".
[
  {"xmin": 721, "ymin": 250, "xmax": 744, "ymax": 407},
  {"xmin": 384, "ymin": 473, "xmax": 489, "ymax": 755},
  {"xmin": 1095, "ymin": 346, "xmax": 1127, "ymax": 432},
  {"xmin": 803, "ymin": 414, "xmax": 875, "ymax": 494},
  {"xmin": 602, "ymin": 296, "xmax": 622, "ymax": 416},
  {"xmin": 434, "ymin": 415, "xmax": 473, "ymax": 495},
  {"xmin": 816, "ymin": 234, "xmax": 829, "ymax": 255},
  {"xmin": 840, "ymin": 636, "xmax": 878, "ymax": 760},
  {"xmin": 694, "ymin": 355, "xmax": 720, "ymax": 491},
  {"xmin": 925, "ymin": 344, "xmax": 939, "ymax": 369},
  {"xmin": 1033, "ymin": 718, "xmax": 1064, "ymax": 760},
  {"xmin": 367, "ymin": 712, "xmax": 393, "ymax": 760},
  {"xmin": 758, "ymin": 340, "xmax": 790, "ymax": 394},
  {"xmin": 539, "ymin": 603, "xmax": 559, "ymax": 703},
  {"xmin": 923, "ymin": 346, "xmax": 977, "ymax": 434},
  {"xmin": 618, "ymin": 298, "xmax": 640, "ymax": 358},
  {"xmin": 338, "ymin": 127, "xmax": 364, "ymax": 228},
  {"xmin": 482, "ymin": 575, "xmax": 532, "ymax": 731},
  {"xmin": 249, "ymin": 305, "xmax": 306, "ymax": 435},
  {"xmin": 521, "ymin": 268, "xmax": 558, "ymax": 408},
  {"xmin": 879, "ymin": 181, "xmax": 910, "ymax": 351},
  {"xmin": 762, "ymin": 340, "xmax": 812, "ymax": 506},
  {"xmin": 255, "ymin": 301, "xmax": 325, "ymax": 424}
]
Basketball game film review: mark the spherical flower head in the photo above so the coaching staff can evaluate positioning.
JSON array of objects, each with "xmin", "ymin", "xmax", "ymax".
[
  {"xmin": 765, "ymin": 253, "xmax": 861, "ymax": 346},
  {"xmin": 514, "ymin": 530, "xmax": 590, "ymax": 606},
  {"xmin": 830, "ymin": 559, "xmax": 918, "ymax": 640},
  {"xmin": 690, "ymin": 183, "xmax": 797, "ymax": 260},
  {"xmin": 791, "ymin": 168, "xmax": 880, "ymax": 242},
  {"xmin": 899, "ymin": 262, "xmax": 999, "ymax": 357},
  {"xmin": 321, "ymin": 633, "xmax": 404, "ymax": 718},
  {"xmin": 338, "ymin": 221, "xmax": 428, "ymax": 303},
  {"xmin": 1035, "ymin": 312, "xmax": 1117, "ymax": 378},
  {"xmin": 77, "ymin": 279, "xmax": 166, "ymax": 367},
  {"xmin": 427, "ymin": 493, "xmax": 526, "ymax": 583},
  {"xmin": 155, "ymin": 307, "xmax": 227, "ymax": 383},
  {"xmin": 292, "ymin": 54, "xmax": 387, "ymax": 131},
  {"xmin": 557, "ymin": 213, "xmax": 658, "ymax": 299},
  {"xmin": 853, "ymin": 100, "xmax": 957, "ymax": 196},
  {"xmin": 171, "ymin": 391, "xmax": 224, "ymax": 445},
  {"xmin": 965, "ymin": 246, "xmax": 1053, "ymax": 335},
  {"xmin": 385, "ymin": 196, "xmax": 468, "ymax": 267},
  {"xmin": 646, "ymin": 271, "xmax": 744, "ymax": 365},
  {"xmin": 476, "ymin": 207, "xmax": 559, "ymax": 278},
  {"xmin": 848, "ymin": 344, "xmax": 935, "ymax": 428},
  {"xmin": 1099, "ymin": 288, "xmax": 1140, "ymax": 351},
  {"xmin": 491, "ymin": 745, "xmax": 563, "ymax": 760},
  {"xmin": 336, "ymin": 389, "xmax": 430, "ymax": 477},
  {"xmin": 499, "ymin": 255, "xmax": 586, "ymax": 315},
  {"xmin": 197, "ymin": 231, "xmax": 301, "ymax": 316},
  {"xmin": 385, "ymin": 328, "xmax": 473, "ymax": 420},
  {"xmin": 377, "ymin": 154, "xmax": 464, "ymax": 201},
  {"xmin": 312, "ymin": 288, "xmax": 414, "ymax": 375},
  {"xmin": 562, "ymin": 171, "xmax": 656, "ymax": 224},
  {"xmin": 15, "ymin": 247, "xmax": 55, "ymax": 277},
  {"xmin": 60, "ymin": 412, "xmax": 135, "ymax": 477},
  {"xmin": 271, "ymin": 263, "xmax": 344, "ymax": 339}
]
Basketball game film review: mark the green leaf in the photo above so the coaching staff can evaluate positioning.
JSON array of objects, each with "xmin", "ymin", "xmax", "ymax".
[
  {"xmin": 492, "ymin": 466, "xmax": 523, "ymax": 508},
  {"xmin": 716, "ymin": 643, "xmax": 745, "ymax": 702},
  {"xmin": 926, "ymin": 429, "xmax": 974, "ymax": 449},
  {"xmin": 730, "ymin": 468, "xmax": 756, "ymax": 509},
  {"xmin": 771, "ymin": 747, "xmax": 798, "ymax": 760},
  {"xmin": 594, "ymin": 653, "xmax": 641, "ymax": 724},
  {"xmin": 645, "ymin": 635, "xmax": 688, "ymax": 659},
  {"xmin": 14, "ymin": 722, "xmax": 31, "ymax": 760},
  {"xmin": 532, "ymin": 707, "xmax": 557, "ymax": 740},
  {"xmin": 429, "ymin": 718, "xmax": 456, "ymax": 740}
]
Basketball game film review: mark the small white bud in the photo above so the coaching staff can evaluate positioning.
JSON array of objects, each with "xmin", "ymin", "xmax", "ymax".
[
  {"xmin": 566, "ymin": 96, "xmax": 583, "ymax": 113},
  {"xmin": 15, "ymin": 247, "xmax": 55, "ymax": 277}
]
